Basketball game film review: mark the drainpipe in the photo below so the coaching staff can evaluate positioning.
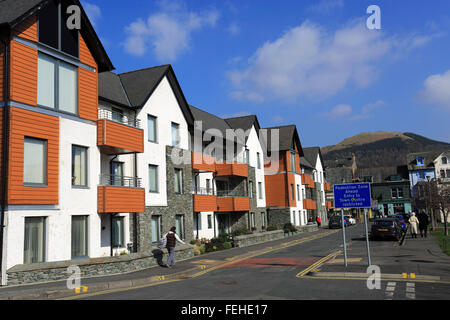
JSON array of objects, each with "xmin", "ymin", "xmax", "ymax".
[
  {"xmin": 0, "ymin": 31, "xmax": 10, "ymax": 286},
  {"xmin": 133, "ymin": 152, "xmax": 138, "ymax": 253}
]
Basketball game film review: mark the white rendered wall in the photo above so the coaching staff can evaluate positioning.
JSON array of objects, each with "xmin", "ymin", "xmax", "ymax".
[{"xmin": 246, "ymin": 126, "xmax": 266, "ymax": 208}]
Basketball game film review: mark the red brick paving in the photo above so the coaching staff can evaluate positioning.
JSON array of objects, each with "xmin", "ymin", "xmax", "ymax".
[{"xmin": 220, "ymin": 257, "xmax": 320, "ymax": 269}]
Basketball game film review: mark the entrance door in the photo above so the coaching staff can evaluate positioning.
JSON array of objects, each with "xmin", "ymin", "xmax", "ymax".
[
  {"xmin": 111, "ymin": 161, "xmax": 124, "ymax": 186},
  {"xmin": 217, "ymin": 214, "xmax": 229, "ymax": 234}
]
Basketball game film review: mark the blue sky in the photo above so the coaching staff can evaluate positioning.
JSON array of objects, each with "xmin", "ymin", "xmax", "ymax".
[{"xmin": 81, "ymin": 0, "xmax": 450, "ymax": 148}]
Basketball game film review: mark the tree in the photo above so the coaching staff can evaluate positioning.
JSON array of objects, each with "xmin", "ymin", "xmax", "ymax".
[{"xmin": 429, "ymin": 180, "xmax": 450, "ymax": 236}]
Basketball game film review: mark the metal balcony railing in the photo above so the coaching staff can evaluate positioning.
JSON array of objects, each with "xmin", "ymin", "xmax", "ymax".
[
  {"xmin": 99, "ymin": 174, "xmax": 142, "ymax": 188},
  {"xmin": 192, "ymin": 187, "xmax": 216, "ymax": 196},
  {"xmin": 98, "ymin": 109, "xmax": 141, "ymax": 129}
]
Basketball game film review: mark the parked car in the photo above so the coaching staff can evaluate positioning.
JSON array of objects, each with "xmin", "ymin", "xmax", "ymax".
[
  {"xmin": 344, "ymin": 215, "xmax": 356, "ymax": 225},
  {"xmin": 329, "ymin": 215, "xmax": 348, "ymax": 229},
  {"xmin": 388, "ymin": 214, "xmax": 407, "ymax": 232},
  {"xmin": 370, "ymin": 218, "xmax": 403, "ymax": 241}
]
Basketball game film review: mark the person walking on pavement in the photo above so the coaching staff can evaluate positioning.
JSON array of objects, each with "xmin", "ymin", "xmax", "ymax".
[
  {"xmin": 163, "ymin": 226, "xmax": 185, "ymax": 268},
  {"xmin": 417, "ymin": 210, "xmax": 429, "ymax": 238},
  {"xmin": 409, "ymin": 212, "xmax": 420, "ymax": 238},
  {"xmin": 316, "ymin": 216, "xmax": 321, "ymax": 227}
]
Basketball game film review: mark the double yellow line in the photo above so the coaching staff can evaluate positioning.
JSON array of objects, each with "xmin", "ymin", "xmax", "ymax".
[{"xmin": 296, "ymin": 250, "xmax": 342, "ymax": 278}]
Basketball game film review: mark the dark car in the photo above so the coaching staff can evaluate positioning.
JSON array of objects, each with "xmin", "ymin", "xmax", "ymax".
[
  {"xmin": 329, "ymin": 215, "xmax": 348, "ymax": 229},
  {"xmin": 370, "ymin": 218, "xmax": 402, "ymax": 241},
  {"xmin": 388, "ymin": 214, "xmax": 407, "ymax": 232}
]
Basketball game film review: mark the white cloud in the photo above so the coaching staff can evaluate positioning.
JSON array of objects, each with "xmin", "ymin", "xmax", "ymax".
[
  {"xmin": 83, "ymin": 2, "xmax": 102, "ymax": 27},
  {"xmin": 419, "ymin": 70, "xmax": 450, "ymax": 110},
  {"xmin": 350, "ymin": 100, "xmax": 387, "ymax": 120},
  {"xmin": 228, "ymin": 22, "xmax": 240, "ymax": 36},
  {"xmin": 123, "ymin": 1, "xmax": 219, "ymax": 61},
  {"xmin": 228, "ymin": 19, "xmax": 439, "ymax": 104},
  {"xmin": 271, "ymin": 115, "xmax": 285, "ymax": 124},
  {"xmin": 325, "ymin": 104, "xmax": 352, "ymax": 119}
]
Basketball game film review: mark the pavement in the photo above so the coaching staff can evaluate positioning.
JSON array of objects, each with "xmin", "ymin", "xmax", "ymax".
[{"xmin": 0, "ymin": 227, "xmax": 336, "ymax": 300}]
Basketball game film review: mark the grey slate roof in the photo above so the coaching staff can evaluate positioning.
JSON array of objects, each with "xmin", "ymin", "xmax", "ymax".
[
  {"xmin": 406, "ymin": 150, "xmax": 445, "ymax": 171},
  {"xmin": 224, "ymin": 115, "xmax": 261, "ymax": 143},
  {"xmin": 263, "ymin": 125, "xmax": 303, "ymax": 154},
  {"xmin": 355, "ymin": 165, "xmax": 409, "ymax": 183},
  {"xmin": 303, "ymin": 147, "xmax": 324, "ymax": 169},
  {"xmin": 0, "ymin": 0, "xmax": 43, "ymax": 26},
  {"xmin": 98, "ymin": 72, "xmax": 130, "ymax": 107},
  {"xmin": 300, "ymin": 156, "xmax": 314, "ymax": 169},
  {"xmin": 118, "ymin": 65, "xmax": 170, "ymax": 108},
  {"xmin": 189, "ymin": 105, "xmax": 245, "ymax": 145}
]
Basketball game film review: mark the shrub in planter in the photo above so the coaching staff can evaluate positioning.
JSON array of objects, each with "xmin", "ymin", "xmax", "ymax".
[
  {"xmin": 223, "ymin": 242, "xmax": 232, "ymax": 249},
  {"xmin": 283, "ymin": 223, "xmax": 297, "ymax": 233},
  {"xmin": 266, "ymin": 222, "xmax": 281, "ymax": 231}
]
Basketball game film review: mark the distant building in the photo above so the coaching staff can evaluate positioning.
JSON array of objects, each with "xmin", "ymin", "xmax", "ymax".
[
  {"xmin": 406, "ymin": 150, "xmax": 443, "ymax": 196},
  {"xmin": 433, "ymin": 150, "xmax": 450, "ymax": 181}
]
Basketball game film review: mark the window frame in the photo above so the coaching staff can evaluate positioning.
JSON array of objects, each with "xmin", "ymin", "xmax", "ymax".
[
  {"xmin": 37, "ymin": 53, "xmax": 78, "ymax": 115},
  {"xmin": 176, "ymin": 215, "xmax": 185, "ymax": 240},
  {"xmin": 72, "ymin": 144, "xmax": 88, "ymax": 188},
  {"xmin": 147, "ymin": 115, "xmax": 158, "ymax": 143},
  {"xmin": 171, "ymin": 122, "xmax": 180, "ymax": 147},
  {"xmin": 71, "ymin": 215, "xmax": 89, "ymax": 259},
  {"xmin": 148, "ymin": 165, "xmax": 159, "ymax": 193},
  {"xmin": 111, "ymin": 216, "xmax": 125, "ymax": 248},
  {"xmin": 258, "ymin": 182, "xmax": 263, "ymax": 200},
  {"xmin": 24, "ymin": 216, "xmax": 46, "ymax": 264},
  {"xmin": 23, "ymin": 137, "xmax": 48, "ymax": 187},
  {"xmin": 174, "ymin": 168, "xmax": 183, "ymax": 194},
  {"xmin": 257, "ymin": 152, "xmax": 261, "ymax": 169},
  {"xmin": 151, "ymin": 215, "xmax": 161, "ymax": 244}
]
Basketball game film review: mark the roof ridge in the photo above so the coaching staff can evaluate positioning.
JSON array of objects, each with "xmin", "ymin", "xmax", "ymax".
[
  {"xmin": 263, "ymin": 124, "xmax": 296, "ymax": 129},
  {"xmin": 224, "ymin": 115, "xmax": 257, "ymax": 120},
  {"xmin": 118, "ymin": 64, "xmax": 171, "ymax": 76},
  {"xmin": 189, "ymin": 105, "xmax": 231, "ymax": 125}
]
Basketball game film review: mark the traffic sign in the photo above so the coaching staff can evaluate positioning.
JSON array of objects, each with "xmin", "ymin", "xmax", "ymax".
[{"xmin": 333, "ymin": 183, "xmax": 372, "ymax": 209}]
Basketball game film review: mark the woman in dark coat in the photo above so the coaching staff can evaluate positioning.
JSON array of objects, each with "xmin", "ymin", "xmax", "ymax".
[{"xmin": 417, "ymin": 211, "xmax": 429, "ymax": 238}]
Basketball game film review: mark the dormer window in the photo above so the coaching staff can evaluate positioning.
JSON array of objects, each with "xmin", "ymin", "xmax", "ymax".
[
  {"xmin": 443, "ymin": 157, "xmax": 448, "ymax": 165},
  {"xmin": 38, "ymin": 0, "xmax": 80, "ymax": 58},
  {"xmin": 416, "ymin": 157, "xmax": 424, "ymax": 166}
]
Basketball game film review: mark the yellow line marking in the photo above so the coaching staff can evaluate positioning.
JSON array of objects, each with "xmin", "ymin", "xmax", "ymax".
[
  {"xmin": 327, "ymin": 258, "xmax": 362, "ymax": 264},
  {"xmin": 402, "ymin": 273, "xmax": 408, "ymax": 279},
  {"xmin": 60, "ymin": 230, "xmax": 340, "ymax": 300},
  {"xmin": 300, "ymin": 275, "xmax": 450, "ymax": 285},
  {"xmin": 296, "ymin": 250, "xmax": 342, "ymax": 278},
  {"xmin": 74, "ymin": 288, "xmax": 80, "ymax": 294},
  {"xmin": 410, "ymin": 273, "xmax": 416, "ymax": 279}
]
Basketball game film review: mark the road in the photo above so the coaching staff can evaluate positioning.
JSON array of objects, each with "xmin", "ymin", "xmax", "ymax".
[{"xmin": 69, "ymin": 224, "xmax": 450, "ymax": 300}]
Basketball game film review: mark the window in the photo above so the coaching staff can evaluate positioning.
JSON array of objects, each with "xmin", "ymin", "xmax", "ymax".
[
  {"xmin": 250, "ymin": 212, "xmax": 255, "ymax": 228},
  {"xmin": 419, "ymin": 171, "xmax": 425, "ymax": 179},
  {"xmin": 258, "ymin": 182, "xmax": 263, "ymax": 199},
  {"xmin": 24, "ymin": 137, "xmax": 47, "ymax": 185},
  {"xmin": 176, "ymin": 215, "xmax": 185, "ymax": 240},
  {"xmin": 290, "ymin": 152, "xmax": 296, "ymax": 172},
  {"xmin": 391, "ymin": 188, "xmax": 403, "ymax": 199},
  {"xmin": 24, "ymin": 217, "xmax": 46, "ymax": 264},
  {"xmin": 261, "ymin": 212, "xmax": 266, "ymax": 228},
  {"xmin": 207, "ymin": 215, "xmax": 213, "ymax": 229},
  {"xmin": 297, "ymin": 184, "xmax": 300, "ymax": 200},
  {"xmin": 302, "ymin": 189, "xmax": 306, "ymax": 199},
  {"xmin": 112, "ymin": 216, "xmax": 125, "ymax": 248},
  {"xmin": 397, "ymin": 188, "xmax": 404, "ymax": 198},
  {"xmin": 148, "ymin": 165, "xmax": 158, "ymax": 193},
  {"xmin": 245, "ymin": 149, "xmax": 250, "ymax": 165},
  {"xmin": 38, "ymin": 53, "xmax": 77, "ymax": 113},
  {"xmin": 71, "ymin": 216, "xmax": 88, "ymax": 258},
  {"xmin": 257, "ymin": 152, "xmax": 261, "ymax": 169},
  {"xmin": 442, "ymin": 157, "xmax": 448, "ymax": 165},
  {"xmin": 174, "ymin": 168, "xmax": 183, "ymax": 194},
  {"xmin": 111, "ymin": 161, "xmax": 124, "ymax": 186},
  {"xmin": 291, "ymin": 184, "xmax": 295, "ymax": 201},
  {"xmin": 171, "ymin": 122, "xmax": 180, "ymax": 147},
  {"xmin": 441, "ymin": 170, "xmax": 446, "ymax": 178},
  {"xmin": 111, "ymin": 107, "xmax": 124, "ymax": 123},
  {"xmin": 447, "ymin": 169, "xmax": 450, "ymax": 178},
  {"xmin": 391, "ymin": 188, "xmax": 397, "ymax": 199},
  {"xmin": 249, "ymin": 181, "xmax": 253, "ymax": 199},
  {"xmin": 206, "ymin": 179, "xmax": 211, "ymax": 195},
  {"xmin": 147, "ymin": 115, "xmax": 157, "ymax": 142},
  {"xmin": 416, "ymin": 157, "xmax": 424, "ymax": 166},
  {"xmin": 38, "ymin": 0, "xmax": 79, "ymax": 57},
  {"xmin": 72, "ymin": 145, "xmax": 87, "ymax": 187},
  {"xmin": 151, "ymin": 216, "xmax": 161, "ymax": 244}
]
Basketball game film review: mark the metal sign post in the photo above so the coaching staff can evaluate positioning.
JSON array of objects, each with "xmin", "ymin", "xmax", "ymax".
[
  {"xmin": 364, "ymin": 208, "xmax": 372, "ymax": 266},
  {"xmin": 333, "ymin": 183, "xmax": 372, "ymax": 268},
  {"xmin": 341, "ymin": 209, "xmax": 348, "ymax": 267}
]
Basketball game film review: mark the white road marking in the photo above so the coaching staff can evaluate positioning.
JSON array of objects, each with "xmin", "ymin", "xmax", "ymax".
[
  {"xmin": 385, "ymin": 282, "xmax": 397, "ymax": 300},
  {"xmin": 406, "ymin": 282, "xmax": 416, "ymax": 299}
]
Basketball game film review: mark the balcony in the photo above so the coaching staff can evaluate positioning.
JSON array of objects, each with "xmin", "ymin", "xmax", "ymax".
[
  {"xmin": 301, "ymin": 174, "xmax": 315, "ymax": 189},
  {"xmin": 97, "ymin": 109, "xmax": 144, "ymax": 155},
  {"xmin": 215, "ymin": 162, "xmax": 248, "ymax": 177},
  {"xmin": 193, "ymin": 188, "xmax": 217, "ymax": 212},
  {"xmin": 303, "ymin": 199, "xmax": 317, "ymax": 210},
  {"xmin": 192, "ymin": 152, "xmax": 216, "ymax": 172},
  {"xmin": 216, "ymin": 197, "xmax": 250, "ymax": 212},
  {"xmin": 324, "ymin": 182, "xmax": 331, "ymax": 191},
  {"xmin": 98, "ymin": 175, "xmax": 145, "ymax": 213}
]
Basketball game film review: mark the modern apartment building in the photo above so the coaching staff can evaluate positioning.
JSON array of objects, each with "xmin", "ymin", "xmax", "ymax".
[
  {"xmin": 0, "ymin": 0, "xmax": 117, "ymax": 282},
  {"xmin": 263, "ymin": 125, "xmax": 308, "ymax": 227}
]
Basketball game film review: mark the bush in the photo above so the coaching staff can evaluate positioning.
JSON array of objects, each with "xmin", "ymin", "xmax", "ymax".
[
  {"xmin": 283, "ymin": 223, "xmax": 297, "ymax": 233},
  {"xmin": 223, "ymin": 242, "xmax": 232, "ymax": 249},
  {"xmin": 199, "ymin": 246, "xmax": 206, "ymax": 254},
  {"xmin": 266, "ymin": 222, "xmax": 281, "ymax": 231},
  {"xmin": 190, "ymin": 240, "xmax": 198, "ymax": 245}
]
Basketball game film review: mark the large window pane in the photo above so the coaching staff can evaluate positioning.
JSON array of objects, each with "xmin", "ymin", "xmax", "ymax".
[
  {"xmin": 148, "ymin": 115, "xmax": 157, "ymax": 142},
  {"xmin": 112, "ymin": 216, "xmax": 124, "ymax": 248},
  {"xmin": 176, "ymin": 215, "xmax": 184, "ymax": 240},
  {"xmin": 258, "ymin": 182, "xmax": 263, "ymax": 199},
  {"xmin": 61, "ymin": 0, "xmax": 79, "ymax": 57},
  {"xmin": 24, "ymin": 137, "xmax": 47, "ymax": 185},
  {"xmin": 71, "ymin": 216, "xmax": 88, "ymax": 258},
  {"xmin": 24, "ymin": 217, "xmax": 45, "ymax": 264},
  {"xmin": 151, "ymin": 216, "xmax": 161, "ymax": 243},
  {"xmin": 149, "ymin": 165, "xmax": 158, "ymax": 192},
  {"xmin": 38, "ymin": 55, "xmax": 55, "ymax": 108},
  {"xmin": 171, "ymin": 122, "xmax": 180, "ymax": 147},
  {"xmin": 59, "ymin": 62, "xmax": 77, "ymax": 114},
  {"xmin": 38, "ymin": 0, "xmax": 59, "ymax": 49},
  {"xmin": 174, "ymin": 169, "xmax": 182, "ymax": 194},
  {"xmin": 72, "ymin": 145, "xmax": 87, "ymax": 186}
]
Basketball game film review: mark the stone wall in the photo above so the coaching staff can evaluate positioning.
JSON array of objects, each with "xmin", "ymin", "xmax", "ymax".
[
  {"xmin": 267, "ymin": 207, "xmax": 291, "ymax": 227},
  {"xmin": 131, "ymin": 146, "xmax": 194, "ymax": 252},
  {"xmin": 6, "ymin": 245, "xmax": 194, "ymax": 286}
]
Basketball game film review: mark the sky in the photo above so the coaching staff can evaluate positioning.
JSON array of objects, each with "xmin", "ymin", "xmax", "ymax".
[{"xmin": 80, "ymin": 0, "xmax": 450, "ymax": 148}]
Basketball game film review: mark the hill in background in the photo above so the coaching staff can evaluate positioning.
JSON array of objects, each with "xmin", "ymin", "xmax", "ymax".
[{"xmin": 321, "ymin": 131, "xmax": 450, "ymax": 168}]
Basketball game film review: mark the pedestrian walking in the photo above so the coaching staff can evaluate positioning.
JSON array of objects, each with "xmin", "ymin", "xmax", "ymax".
[
  {"xmin": 163, "ymin": 226, "xmax": 185, "ymax": 268},
  {"xmin": 417, "ymin": 210, "xmax": 429, "ymax": 238},
  {"xmin": 408, "ymin": 212, "xmax": 420, "ymax": 238},
  {"xmin": 316, "ymin": 216, "xmax": 321, "ymax": 227}
]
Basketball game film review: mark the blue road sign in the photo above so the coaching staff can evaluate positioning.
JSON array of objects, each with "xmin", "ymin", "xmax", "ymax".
[{"xmin": 333, "ymin": 183, "xmax": 372, "ymax": 209}]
